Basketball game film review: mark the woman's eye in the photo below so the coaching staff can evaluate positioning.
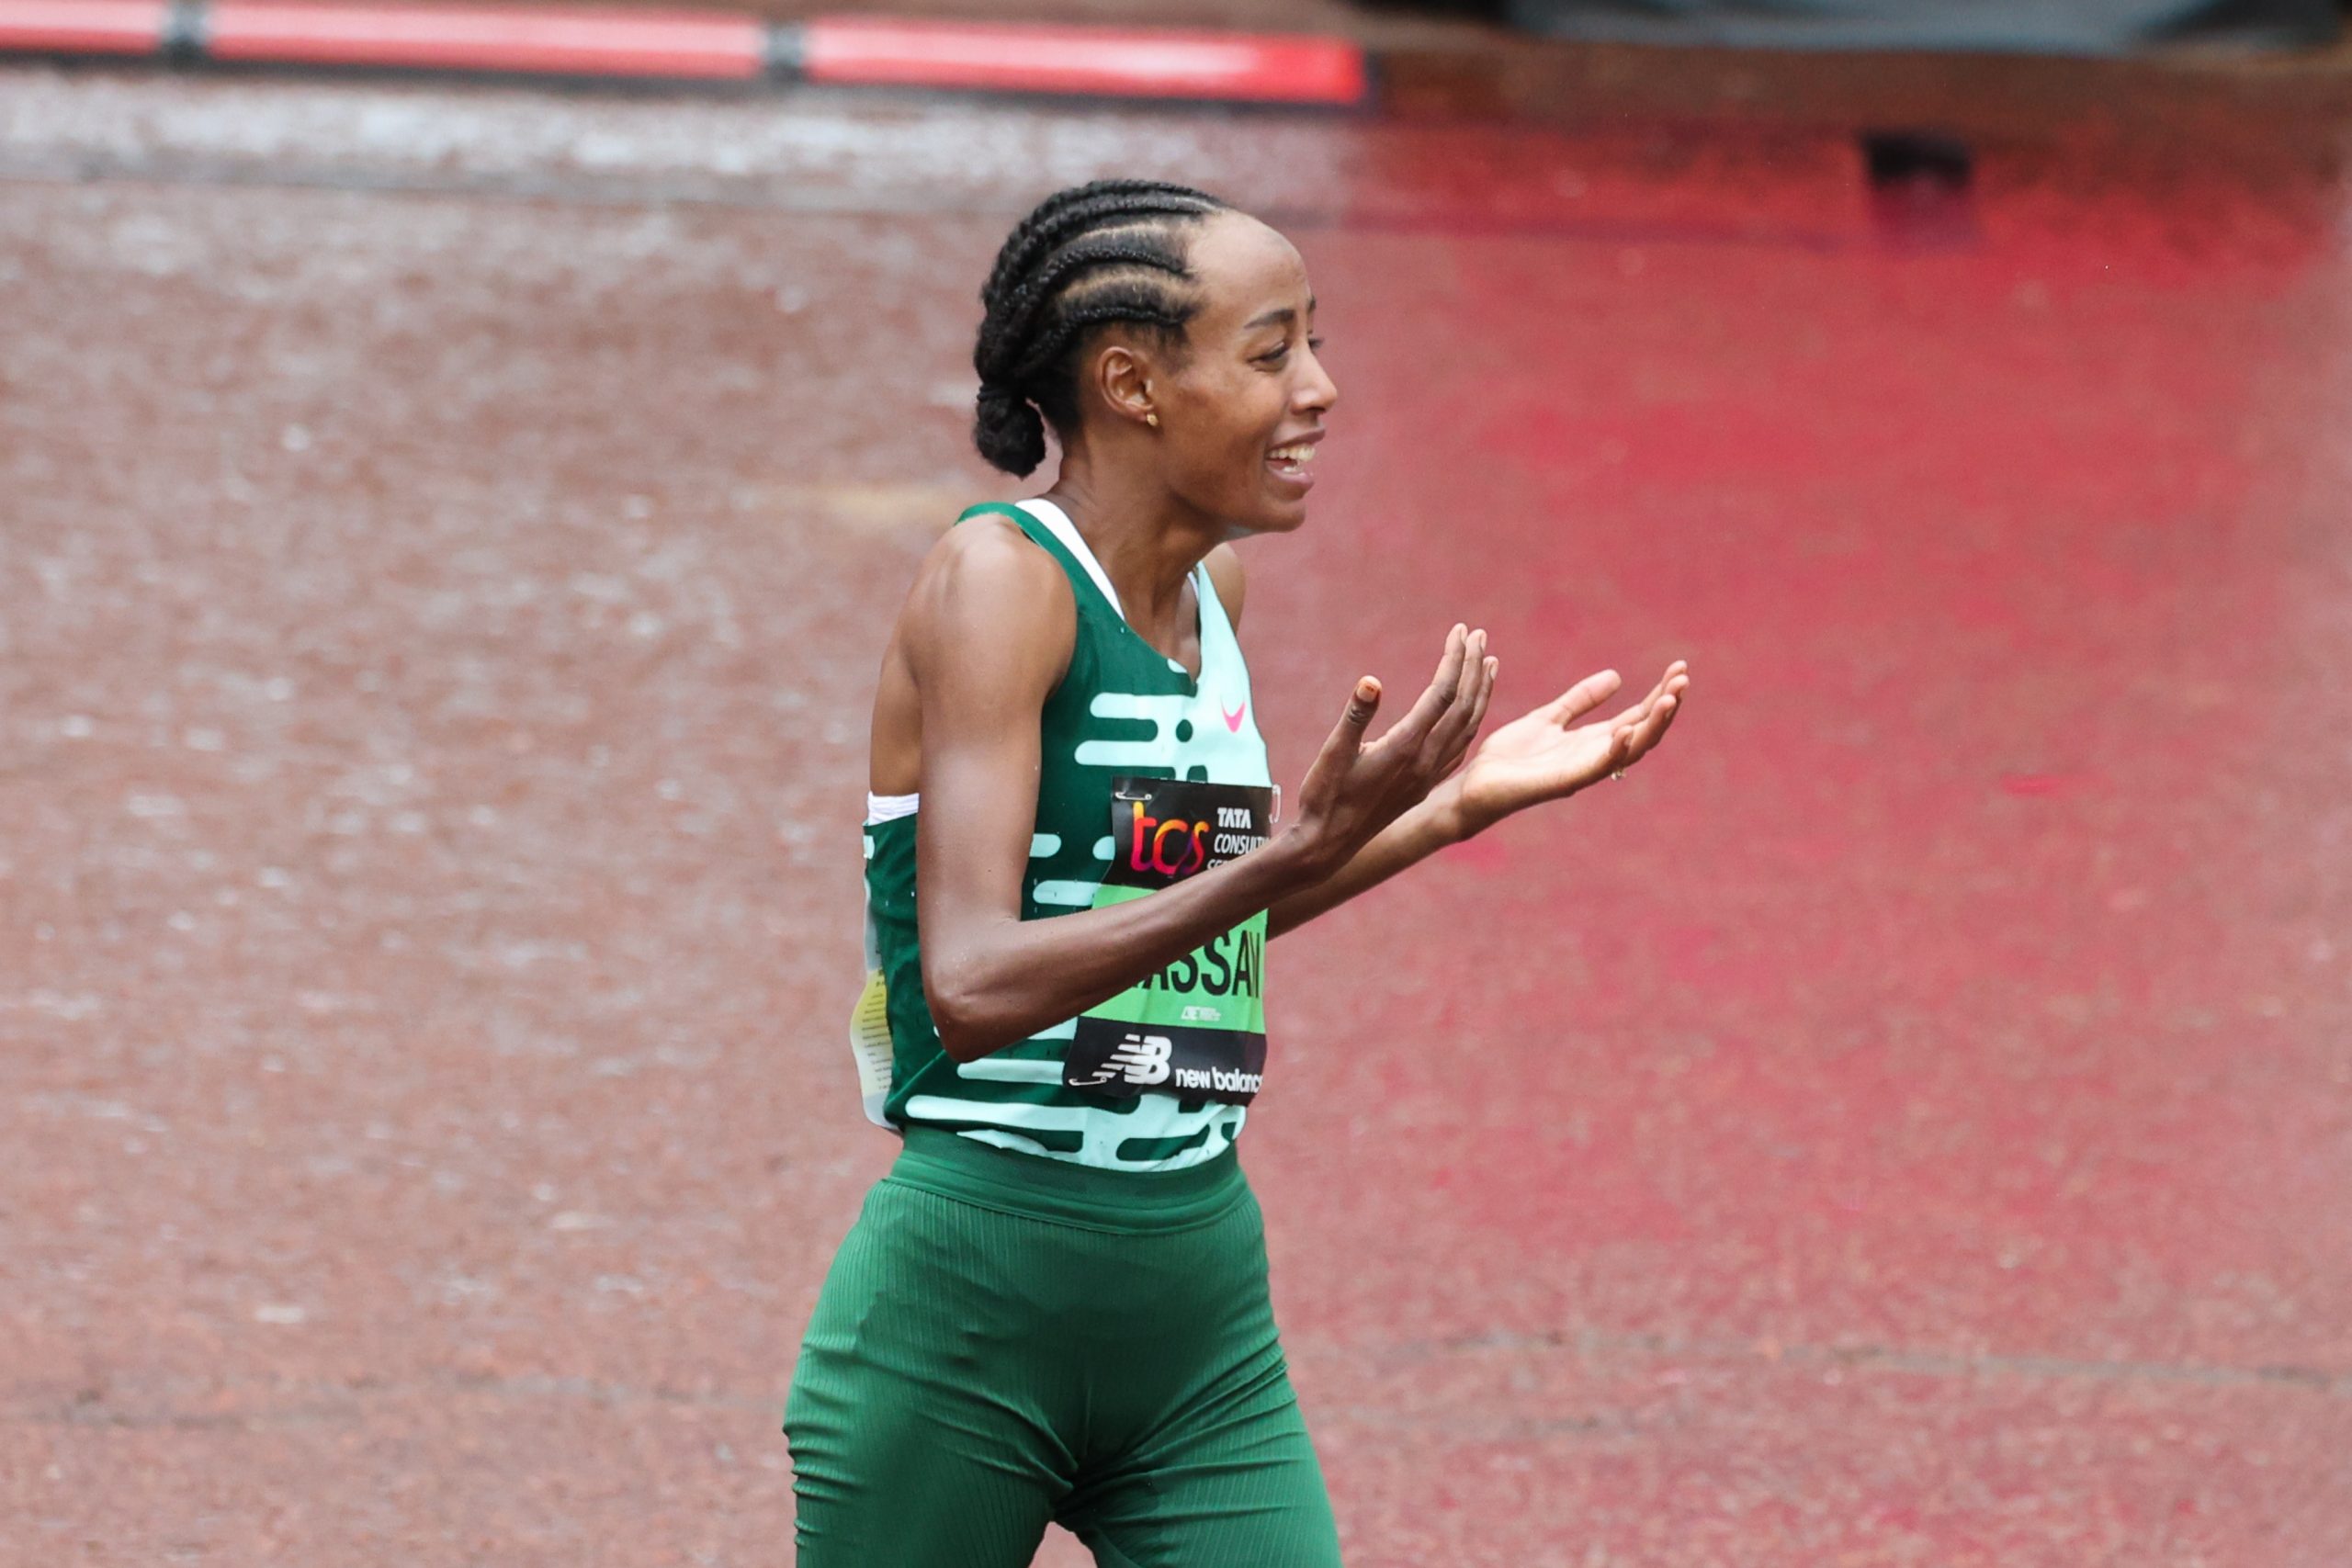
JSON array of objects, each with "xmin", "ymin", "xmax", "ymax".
[{"xmin": 1307, "ymin": 336, "xmax": 1325, "ymax": 350}]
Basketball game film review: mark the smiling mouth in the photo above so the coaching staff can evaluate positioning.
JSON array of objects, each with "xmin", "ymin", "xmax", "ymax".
[{"xmin": 1267, "ymin": 443, "xmax": 1317, "ymax": 484}]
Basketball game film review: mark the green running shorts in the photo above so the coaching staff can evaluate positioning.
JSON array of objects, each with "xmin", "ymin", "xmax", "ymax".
[{"xmin": 785, "ymin": 1127, "xmax": 1342, "ymax": 1566}]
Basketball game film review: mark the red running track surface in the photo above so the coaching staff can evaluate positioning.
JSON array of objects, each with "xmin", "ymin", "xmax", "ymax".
[{"xmin": 0, "ymin": 66, "xmax": 2346, "ymax": 1568}]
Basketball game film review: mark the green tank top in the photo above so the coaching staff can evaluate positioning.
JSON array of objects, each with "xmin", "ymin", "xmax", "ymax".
[{"xmin": 849, "ymin": 498, "xmax": 1276, "ymax": 1172}]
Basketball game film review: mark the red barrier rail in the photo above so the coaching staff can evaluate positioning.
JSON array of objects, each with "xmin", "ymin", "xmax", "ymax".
[
  {"xmin": 800, "ymin": 16, "xmax": 1368, "ymax": 106},
  {"xmin": 0, "ymin": 2, "xmax": 1372, "ymax": 104},
  {"xmin": 204, "ymin": 2, "xmax": 766, "ymax": 79},
  {"xmin": 0, "ymin": 0, "xmax": 168, "ymax": 53}
]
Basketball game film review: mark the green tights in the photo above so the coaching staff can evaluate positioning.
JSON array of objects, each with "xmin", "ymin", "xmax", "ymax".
[{"xmin": 785, "ymin": 1128, "xmax": 1342, "ymax": 1566}]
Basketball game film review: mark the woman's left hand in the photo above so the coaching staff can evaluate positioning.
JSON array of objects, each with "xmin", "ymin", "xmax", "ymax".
[{"xmin": 1444, "ymin": 660, "xmax": 1690, "ymax": 838}]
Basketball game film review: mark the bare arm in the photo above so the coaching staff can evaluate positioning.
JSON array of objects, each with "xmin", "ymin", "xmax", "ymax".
[
  {"xmin": 1265, "ymin": 790, "xmax": 1462, "ymax": 939},
  {"xmin": 911, "ymin": 524, "xmax": 1306, "ymax": 1060},
  {"xmin": 912, "ymin": 533, "xmax": 1486, "ymax": 1062},
  {"xmin": 912, "ymin": 525, "xmax": 1487, "ymax": 1061}
]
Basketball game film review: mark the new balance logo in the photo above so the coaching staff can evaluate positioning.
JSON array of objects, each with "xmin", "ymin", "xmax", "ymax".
[
  {"xmin": 1171, "ymin": 1065, "xmax": 1262, "ymax": 1096},
  {"xmin": 1069, "ymin": 1032, "xmax": 1172, "ymax": 1089}
]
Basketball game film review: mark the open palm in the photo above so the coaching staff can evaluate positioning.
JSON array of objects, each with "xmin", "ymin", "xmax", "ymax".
[{"xmin": 1452, "ymin": 661, "xmax": 1689, "ymax": 835}]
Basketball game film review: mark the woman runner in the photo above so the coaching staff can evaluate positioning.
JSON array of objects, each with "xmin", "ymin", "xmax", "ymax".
[{"xmin": 786, "ymin": 178, "xmax": 1690, "ymax": 1566}]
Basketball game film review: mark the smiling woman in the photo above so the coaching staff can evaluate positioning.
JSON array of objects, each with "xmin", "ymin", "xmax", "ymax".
[
  {"xmin": 967, "ymin": 180, "xmax": 1329, "ymax": 515},
  {"xmin": 781, "ymin": 176, "xmax": 1688, "ymax": 1567}
]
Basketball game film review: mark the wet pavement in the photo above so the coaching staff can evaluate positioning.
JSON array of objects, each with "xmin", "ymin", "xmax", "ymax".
[{"xmin": 4, "ymin": 62, "xmax": 2349, "ymax": 1568}]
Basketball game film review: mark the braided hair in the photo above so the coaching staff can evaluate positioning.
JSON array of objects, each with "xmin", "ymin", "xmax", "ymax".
[{"xmin": 972, "ymin": 179, "xmax": 1233, "ymax": 477}]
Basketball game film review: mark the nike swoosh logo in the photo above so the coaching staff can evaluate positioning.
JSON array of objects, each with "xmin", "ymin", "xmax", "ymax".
[{"xmin": 1221, "ymin": 701, "xmax": 1247, "ymax": 733}]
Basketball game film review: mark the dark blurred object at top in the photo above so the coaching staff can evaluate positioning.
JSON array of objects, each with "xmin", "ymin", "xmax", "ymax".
[{"xmin": 1494, "ymin": 0, "xmax": 2339, "ymax": 54}]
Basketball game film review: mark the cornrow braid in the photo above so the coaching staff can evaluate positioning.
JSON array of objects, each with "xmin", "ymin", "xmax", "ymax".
[
  {"xmin": 1011, "ymin": 288, "xmax": 1196, "ymax": 391},
  {"xmin": 981, "ymin": 234, "xmax": 1190, "ymax": 382},
  {"xmin": 971, "ymin": 179, "xmax": 1231, "ymax": 478},
  {"xmin": 978, "ymin": 178, "xmax": 1219, "ymax": 308}
]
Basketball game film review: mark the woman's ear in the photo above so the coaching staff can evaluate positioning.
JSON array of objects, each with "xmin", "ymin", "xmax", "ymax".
[{"xmin": 1092, "ymin": 342, "xmax": 1159, "ymax": 430}]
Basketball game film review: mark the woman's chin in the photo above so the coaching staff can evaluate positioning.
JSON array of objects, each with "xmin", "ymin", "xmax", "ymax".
[
  {"xmin": 1250, "ymin": 499, "xmax": 1310, "ymax": 535},
  {"xmin": 1255, "ymin": 477, "xmax": 1315, "ymax": 531},
  {"xmin": 1209, "ymin": 478, "xmax": 1313, "ymax": 536}
]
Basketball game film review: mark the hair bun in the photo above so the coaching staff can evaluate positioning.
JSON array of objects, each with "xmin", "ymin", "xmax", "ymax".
[
  {"xmin": 974, "ymin": 384, "xmax": 1047, "ymax": 478},
  {"xmin": 970, "ymin": 181, "xmax": 1230, "ymax": 479}
]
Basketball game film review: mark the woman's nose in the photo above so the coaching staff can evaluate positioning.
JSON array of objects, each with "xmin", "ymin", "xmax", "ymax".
[{"xmin": 1298, "ymin": 363, "xmax": 1338, "ymax": 415}]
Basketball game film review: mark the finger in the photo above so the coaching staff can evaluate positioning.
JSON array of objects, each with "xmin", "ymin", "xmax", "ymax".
[
  {"xmin": 1457, "ymin": 628, "xmax": 1487, "ymax": 706},
  {"xmin": 1606, "ymin": 670, "xmax": 1677, "ymax": 731},
  {"xmin": 1423, "ymin": 627, "xmax": 1487, "ymax": 759},
  {"xmin": 1605, "ymin": 697, "xmax": 1654, "ymax": 733},
  {"xmin": 1464, "ymin": 655, "xmax": 1498, "ymax": 748},
  {"xmin": 1544, "ymin": 669, "xmax": 1622, "ymax": 727},
  {"xmin": 1645, "ymin": 671, "xmax": 1690, "ymax": 732},
  {"xmin": 1385, "ymin": 624, "xmax": 1468, "ymax": 750},
  {"xmin": 1411, "ymin": 629, "xmax": 1486, "ymax": 766},
  {"xmin": 1313, "ymin": 675, "xmax": 1383, "ymax": 772},
  {"xmin": 1621, "ymin": 691, "xmax": 1681, "ymax": 764},
  {"xmin": 1442, "ymin": 654, "xmax": 1498, "ymax": 774},
  {"xmin": 1640, "ymin": 664, "xmax": 1689, "ymax": 720},
  {"xmin": 1605, "ymin": 662, "xmax": 1689, "ymax": 728},
  {"xmin": 1426, "ymin": 634, "xmax": 1493, "ymax": 769},
  {"xmin": 1643, "ymin": 689, "xmax": 1682, "ymax": 747}
]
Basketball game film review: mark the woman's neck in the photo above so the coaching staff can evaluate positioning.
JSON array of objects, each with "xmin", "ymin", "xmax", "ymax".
[{"xmin": 1041, "ymin": 461, "xmax": 1219, "ymax": 644}]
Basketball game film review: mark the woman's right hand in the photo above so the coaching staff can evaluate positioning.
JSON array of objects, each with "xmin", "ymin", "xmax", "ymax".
[{"xmin": 1283, "ymin": 624, "xmax": 1497, "ymax": 882}]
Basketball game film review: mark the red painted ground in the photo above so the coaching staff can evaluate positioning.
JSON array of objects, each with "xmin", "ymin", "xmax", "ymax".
[{"xmin": 3, "ymin": 62, "xmax": 2348, "ymax": 1568}]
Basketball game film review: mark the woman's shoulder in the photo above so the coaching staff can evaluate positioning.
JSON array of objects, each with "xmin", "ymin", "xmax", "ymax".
[
  {"xmin": 922, "ymin": 507, "xmax": 1069, "ymax": 594},
  {"xmin": 1204, "ymin": 543, "xmax": 1247, "ymax": 631},
  {"xmin": 900, "ymin": 508, "xmax": 1078, "ymax": 669}
]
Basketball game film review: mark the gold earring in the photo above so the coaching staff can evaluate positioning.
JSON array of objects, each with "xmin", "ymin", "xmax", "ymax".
[{"xmin": 1146, "ymin": 412, "xmax": 1159, "ymax": 428}]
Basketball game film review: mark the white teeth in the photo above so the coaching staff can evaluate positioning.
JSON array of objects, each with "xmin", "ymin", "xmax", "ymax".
[{"xmin": 1269, "ymin": 445, "xmax": 1315, "ymax": 463}]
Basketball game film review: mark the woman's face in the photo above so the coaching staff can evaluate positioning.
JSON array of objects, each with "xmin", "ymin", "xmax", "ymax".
[{"xmin": 1149, "ymin": 212, "xmax": 1339, "ymax": 536}]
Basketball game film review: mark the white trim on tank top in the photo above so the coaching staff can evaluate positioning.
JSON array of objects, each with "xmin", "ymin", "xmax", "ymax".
[
  {"xmin": 1014, "ymin": 497, "xmax": 1128, "ymax": 622},
  {"xmin": 865, "ymin": 790, "xmax": 920, "ymax": 826},
  {"xmin": 1017, "ymin": 497, "xmax": 1213, "ymax": 674}
]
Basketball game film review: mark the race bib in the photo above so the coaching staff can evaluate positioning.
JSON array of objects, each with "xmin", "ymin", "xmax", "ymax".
[{"xmin": 1064, "ymin": 778, "xmax": 1273, "ymax": 1105}]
